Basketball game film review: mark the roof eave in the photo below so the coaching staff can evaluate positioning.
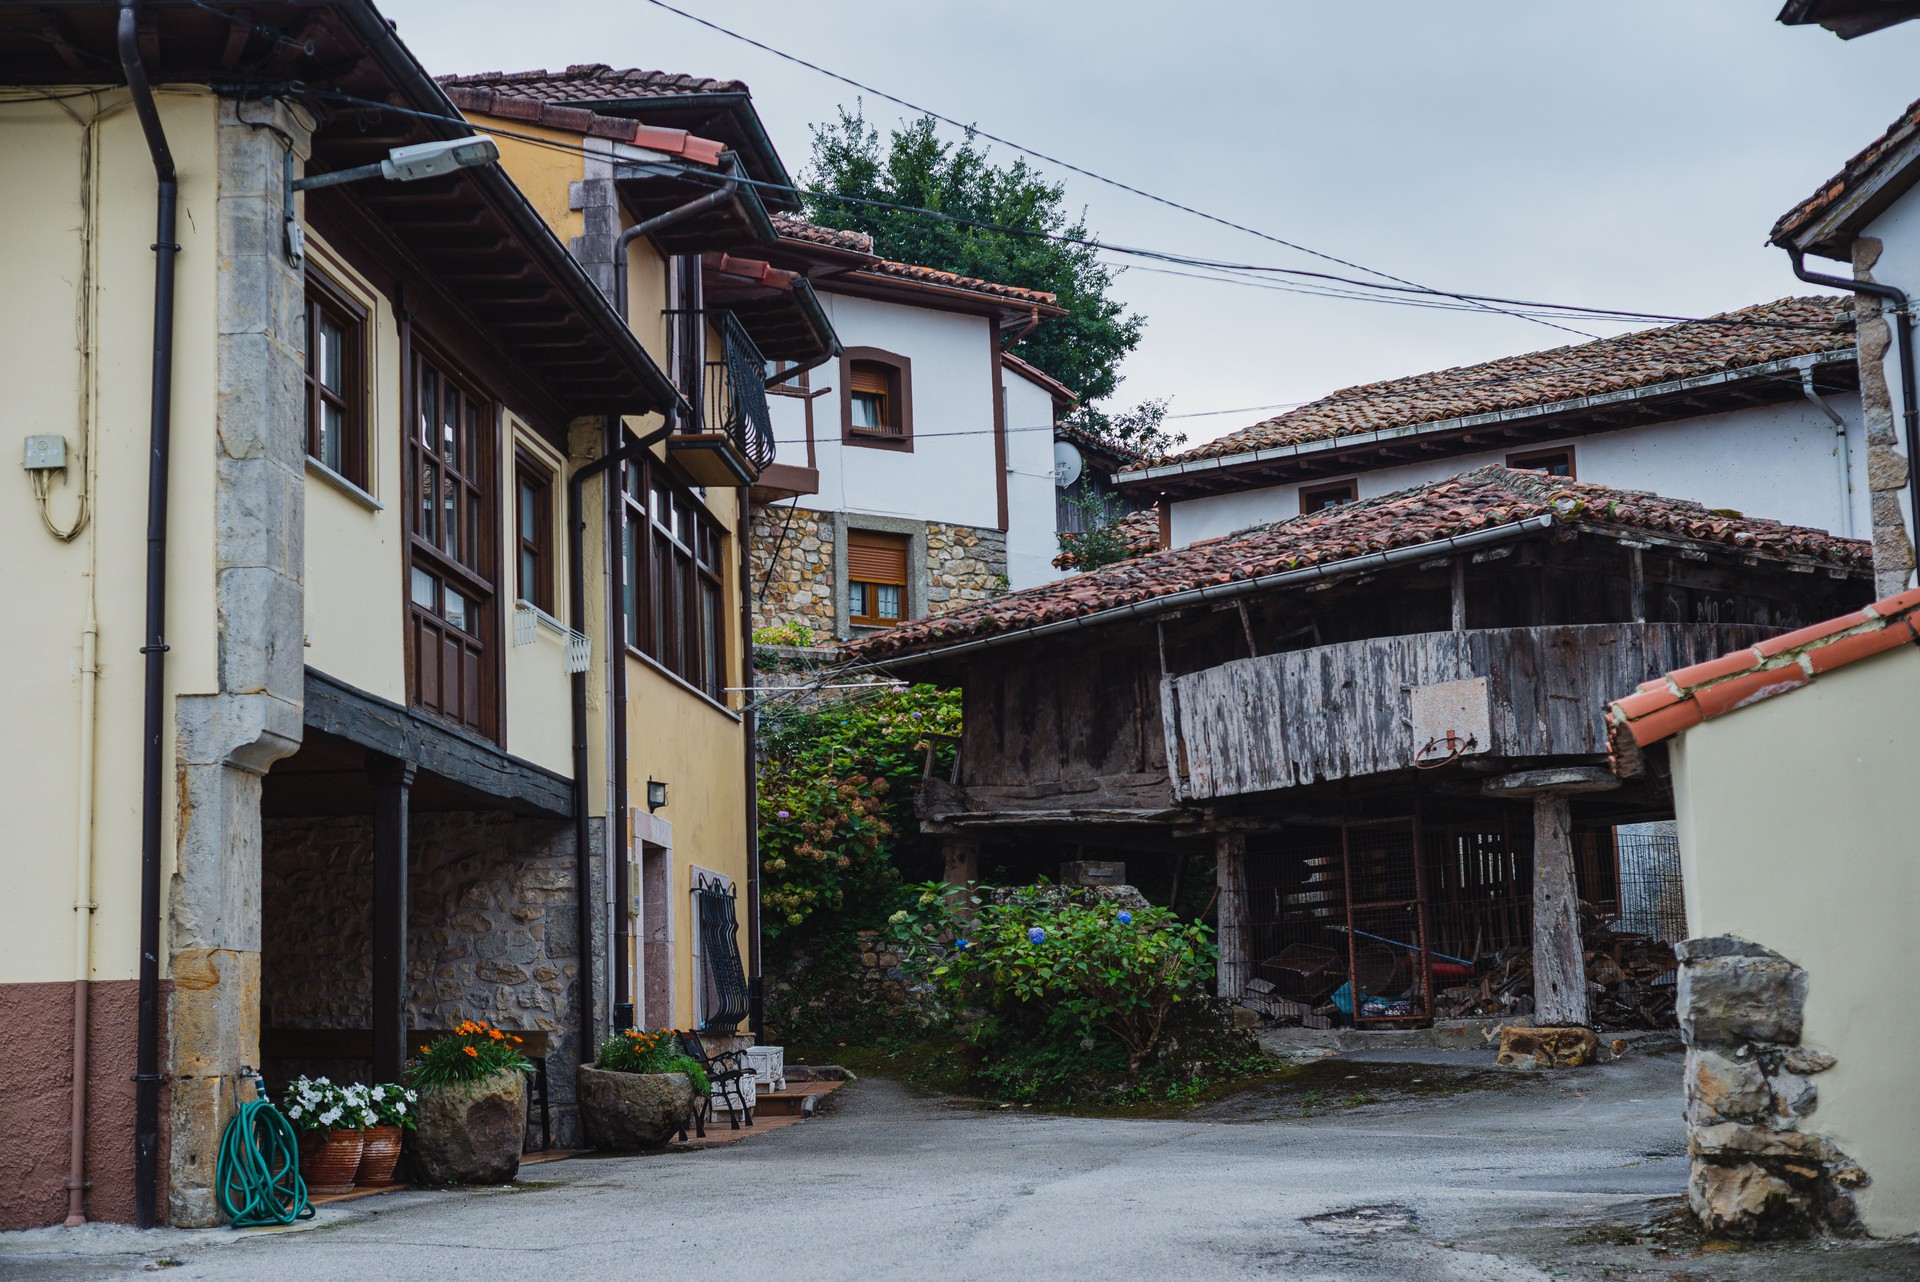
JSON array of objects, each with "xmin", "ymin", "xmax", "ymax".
[
  {"xmin": 1775, "ymin": 120, "xmax": 1920, "ymax": 258},
  {"xmin": 1117, "ymin": 348, "xmax": 1856, "ymax": 494}
]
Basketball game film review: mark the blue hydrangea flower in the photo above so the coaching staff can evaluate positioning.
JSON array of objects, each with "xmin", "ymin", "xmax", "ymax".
[
  {"xmin": 1027, "ymin": 926, "xmax": 1046, "ymax": 944},
  {"xmin": 1116, "ymin": 910, "xmax": 1133, "ymax": 925},
  {"xmin": 956, "ymin": 938, "xmax": 971, "ymax": 951}
]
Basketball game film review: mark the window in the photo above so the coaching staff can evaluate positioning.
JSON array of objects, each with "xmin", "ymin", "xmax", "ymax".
[
  {"xmin": 406, "ymin": 349, "xmax": 497, "ymax": 739},
  {"xmin": 1300, "ymin": 479, "xmax": 1358, "ymax": 514},
  {"xmin": 847, "ymin": 530, "xmax": 909, "ymax": 627},
  {"xmin": 303, "ymin": 276, "xmax": 367, "ymax": 487},
  {"xmin": 1507, "ymin": 446, "xmax": 1576, "ymax": 479},
  {"xmin": 515, "ymin": 451, "xmax": 555, "ymax": 615},
  {"xmin": 841, "ymin": 347, "xmax": 912, "ymax": 449},
  {"xmin": 622, "ymin": 454, "xmax": 728, "ymax": 702}
]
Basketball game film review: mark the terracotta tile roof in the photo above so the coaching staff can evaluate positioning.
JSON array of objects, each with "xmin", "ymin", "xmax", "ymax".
[
  {"xmin": 858, "ymin": 257, "xmax": 1060, "ymax": 308},
  {"xmin": 702, "ymin": 252, "xmax": 797, "ymax": 291},
  {"xmin": 1136, "ymin": 298, "xmax": 1853, "ymax": 470},
  {"xmin": 1773, "ymin": 95, "xmax": 1920, "ymax": 248},
  {"xmin": 442, "ymin": 84, "xmax": 726, "ymax": 165},
  {"xmin": 772, "ymin": 212, "xmax": 874, "ymax": 254},
  {"xmin": 847, "ymin": 465, "xmax": 1871, "ymax": 663},
  {"xmin": 1054, "ymin": 420, "xmax": 1139, "ymax": 464},
  {"xmin": 1002, "ymin": 351, "xmax": 1081, "ymax": 408},
  {"xmin": 1606, "ymin": 588, "xmax": 1920, "ymax": 760},
  {"xmin": 438, "ymin": 65, "xmax": 746, "ymax": 103},
  {"xmin": 1052, "ymin": 508, "xmax": 1162, "ymax": 570}
]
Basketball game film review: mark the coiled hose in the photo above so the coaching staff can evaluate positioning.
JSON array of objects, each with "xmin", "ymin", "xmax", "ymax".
[{"xmin": 215, "ymin": 1076, "xmax": 313, "ymax": 1228}]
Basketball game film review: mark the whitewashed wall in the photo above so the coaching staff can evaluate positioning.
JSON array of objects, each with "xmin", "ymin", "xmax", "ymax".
[
  {"xmin": 1167, "ymin": 394, "xmax": 1868, "ymax": 548},
  {"xmin": 1003, "ymin": 367, "xmax": 1066, "ymax": 588}
]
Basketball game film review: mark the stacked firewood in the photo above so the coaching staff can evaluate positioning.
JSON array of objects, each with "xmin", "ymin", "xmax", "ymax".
[{"xmin": 1433, "ymin": 906, "xmax": 1678, "ymax": 1029}]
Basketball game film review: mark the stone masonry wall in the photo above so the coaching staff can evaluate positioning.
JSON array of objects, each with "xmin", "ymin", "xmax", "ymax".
[
  {"xmin": 1851, "ymin": 239, "xmax": 1916, "ymax": 596},
  {"xmin": 925, "ymin": 522, "xmax": 1008, "ymax": 617},
  {"xmin": 749, "ymin": 504, "xmax": 836, "ymax": 637},
  {"xmin": 261, "ymin": 810, "xmax": 593, "ymax": 1149},
  {"xmin": 1677, "ymin": 936, "xmax": 1866, "ymax": 1239}
]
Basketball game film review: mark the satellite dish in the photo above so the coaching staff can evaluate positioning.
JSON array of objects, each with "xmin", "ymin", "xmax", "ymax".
[{"xmin": 1053, "ymin": 440, "xmax": 1084, "ymax": 488}]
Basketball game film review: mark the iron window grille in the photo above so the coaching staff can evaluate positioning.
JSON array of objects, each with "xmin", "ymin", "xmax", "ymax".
[{"xmin": 693, "ymin": 873, "xmax": 750, "ymax": 1032}]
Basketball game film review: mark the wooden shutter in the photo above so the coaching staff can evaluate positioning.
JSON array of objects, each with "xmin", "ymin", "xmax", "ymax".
[{"xmin": 847, "ymin": 530, "xmax": 908, "ymax": 584}]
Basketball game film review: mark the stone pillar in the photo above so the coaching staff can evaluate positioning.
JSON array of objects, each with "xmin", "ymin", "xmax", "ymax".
[
  {"xmin": 165, "ymin": 99, "xmax": 310, "ymax": 1227},
  {"xmin": 1214, "ymin": 833, "xmax": 1250, "ymax": 1001},
  {"xmin": 368, "ymin": 753, "xmax": 415, "ymax": 1084},
  {"xmin": 1484, "ymin": 767, "xmax": 1619, "ymax": 1029},
  {"xmin": 1851, "ymin": 238, "xmax": 1917, "ymax": 596},
  {"xmin": 1677, "ymin": 937, "xmax": 1864, "ymax": 1238}
]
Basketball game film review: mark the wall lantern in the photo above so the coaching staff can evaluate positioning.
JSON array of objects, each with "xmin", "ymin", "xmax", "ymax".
[{"xmin": 646, "ymin": 778, "xmax": 669, "ymax": 812}]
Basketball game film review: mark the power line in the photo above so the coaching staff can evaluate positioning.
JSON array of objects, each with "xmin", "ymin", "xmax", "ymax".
[{"xmin": 636, "ymin": 0, "xmax": 1599, "ymax": 339}]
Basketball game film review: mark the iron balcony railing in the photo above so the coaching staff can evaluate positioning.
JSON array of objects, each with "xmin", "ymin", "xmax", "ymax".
[
  {"xmin": 702, "ymin": 310, "xmax": 775, "ymax": 476},
  {"xmin": 693, "ymin": 873, "xmax": 751, "ymax": 1032}
]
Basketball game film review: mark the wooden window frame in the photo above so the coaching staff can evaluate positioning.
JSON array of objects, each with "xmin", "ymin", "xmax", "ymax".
[
  {"xmin": 404, "ymin": 341, "xmax": 501, "ymax": 741},
  {"xmin": 841, "ymin": 347, "xmax": 913, "ymax": 451},
  {"xmin": 622, "ymin": 453, "xmax": 729, "ymax": 704},
  {"xmin": 1300, "ymin": 478, "xmax": 1358, "ymax": 514},
  {"xmin": 1506, "ymin": 445, "xmax": 1577, "ymax": 479},
  {"xmin": 514, "ymin": 448, "xmax": 556, "ymax": 616},
  {"xmin": 304, "ymin": 271, "xmax": 369, "ymax": 488},
  {"xmin": 846, "ymin": 529, "xmax": 910, "ymax": 628}
]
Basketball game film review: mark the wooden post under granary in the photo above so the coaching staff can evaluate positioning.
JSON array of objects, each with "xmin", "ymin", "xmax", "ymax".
[
  {"xmin": 1484, "ymin": 768, "xmax": 1619, "ymax": 1028},
  {"xmin": 1215, "ymin": 832, "xmax": 1250, "ymax": 1002},
  {"xmin": 942, "ymin": 835, "xmax": 981, "ymax": 889},
  {"xmin": 368, "ymin": 752, "xmax": 415, "ymax": 1084}
]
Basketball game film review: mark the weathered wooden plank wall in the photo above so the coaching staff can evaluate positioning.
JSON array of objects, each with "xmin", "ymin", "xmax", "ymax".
[{"xmin": 1169, "ymin": 623, "xmax": 1774, "ymax": 800}]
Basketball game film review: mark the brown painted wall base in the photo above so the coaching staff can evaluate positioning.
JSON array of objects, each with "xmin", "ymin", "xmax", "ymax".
[{"xmin": 0, "ymin": 979, "xmax": 169, "ymax": 1230}]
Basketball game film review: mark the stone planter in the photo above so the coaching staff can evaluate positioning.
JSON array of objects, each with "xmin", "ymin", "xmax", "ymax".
[
  {"xmin": 355, "ymin": 1124, "xmax": 406, "ymax": 1187},
  {"xmin": 298, "ymin": 1128, "xmax": 366, "ymax": 1196},
  {"xmin": 408, "ymin": 1071, "xmax": 526, "ymax": 1185},
  {"xmin": 576, "ymin": 1066, "xmax": 696, "ymax": 1151}
]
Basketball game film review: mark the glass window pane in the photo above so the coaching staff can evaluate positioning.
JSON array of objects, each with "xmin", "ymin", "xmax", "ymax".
[
  {"xmin": 320, "ymin": 403, "xmax": 344, "ymax": 472},
  {"xmin": 519, "ymin": 480, "xmax": 537, "ymax": 541},
  {"xmin": 851, "ymin": 391, "xmax": 882, "ymax": 431},
  {"xmin": 443, "ymin": 587, "xmax": 472, "ymax": 635},
  {"xmin": 623, "ymin": 518, "xmax": 639, "ymax": 647},
  {"xmin": 319, "ymin": 316, "xmax": 344, "ymax": 393},
  {"xmin": 876, "ymin": 584, "xmax": 902, "ymax": 620},
  {"xmin": 442, "ymin": 482, "xmax": 460, "ymax": 559},
  {"xmin": 442, "ymin": 390, "xmax": 458, "ymax": 469},
  {"xmin": 420, "ymin": 461, "xmax": 439, "ymax": 542},
  {"xmin": 465, "ymin": 404, "xmax": 480, "ymax": 478},
  {"xmin": 849, "ymin": 582, "xmax": 867, "ymax": 618},
  {"xmin": 520, "ymin": 548, "xmax": 538, "ymax": 603},
  {"xmin": 418, "ymin": 368, "xmax": 437, "ymax": 447},
  {"xmin": 466, "ymin": 492, "xmax": 480, "ymax": 567},
  {"xmin": 410, "ymin": 566, "xmax": 436, "ymax": 609}
]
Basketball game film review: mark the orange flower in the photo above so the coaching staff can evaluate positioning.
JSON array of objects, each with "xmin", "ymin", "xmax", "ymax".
[
  {"xmin": 463, "ymin": 1045, "xmax": 479, "ymax": 1058},
  {"xmin": 489, "ymin": 1029, "xmax": 504, "ymax": 1041},
  {"xmin": 512, "ymin": 1035, "xmax": 524, "ymax": 1044}
]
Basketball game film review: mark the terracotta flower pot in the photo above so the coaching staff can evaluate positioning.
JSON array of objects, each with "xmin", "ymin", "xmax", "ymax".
[
  {"xmin": 407, "ymin": 1071, "xmax": 526, "ymax": 1185},
  {"xmin": 576, "ymin": 1066, "xmax": 697, "ymax": 1151},
  {"xmin": 354, "ymin": 1124, "xmax": 406, "ymax": 1187},
  {"xmin": 298, "ymin": 1128, "xmax": 366, "ymax": 1196}
]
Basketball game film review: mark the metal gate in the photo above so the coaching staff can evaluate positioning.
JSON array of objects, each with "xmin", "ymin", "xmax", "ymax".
[
  {"xmin": 1340, "ymin": 817, "xmax": 1435, "ymax": 1025},
  {"xmin": 693, "ymin": 874, "xmax": 750, "ymax": 1032}
]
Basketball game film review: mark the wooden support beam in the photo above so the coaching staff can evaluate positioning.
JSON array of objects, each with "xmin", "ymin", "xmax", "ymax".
[
  {"xmin": 1451, "ymin": 557, "xmax": 1468, "ymax": 633},
  {"xmin": 1214, "ymin": 832, "xmax": 1250, "ymax": 1002},
  {"xmin": 368, "ymin": 751, "xmax": 416, "ymax": 1084},
  {"xmin": 1629, "ymin": 547, "xmax": 1646, "ymax": 624},
  {"xmin": 1528, "ymin": 793, "xmax": 1588, "ymax": 1028}
]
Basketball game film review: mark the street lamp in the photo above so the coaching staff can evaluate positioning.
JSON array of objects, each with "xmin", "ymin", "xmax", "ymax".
[{"xmin": 284, "ymin": 135, "xmax": 500, "ymax": 266}]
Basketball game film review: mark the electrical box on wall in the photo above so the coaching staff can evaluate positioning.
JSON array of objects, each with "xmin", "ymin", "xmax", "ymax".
[{"xmin": 23, "ymin": 434, "xmax": 67, "ymax": 471}]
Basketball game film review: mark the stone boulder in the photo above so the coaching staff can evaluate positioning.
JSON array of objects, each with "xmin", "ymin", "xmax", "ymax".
[
  {"xmin": 1494, "ymin": 1025, "xmax": 1597, "ymax": 1069},
  {"xmin": 408, "ymin": 1071, "xmax": 526, "ymax": 1185},
  {"xmin": 576, "ymin": 1066, "xmax": 696, "ymax": 1150},
  {"xmin": 1675, "ymin": 937, "xmax": 1807, "ymax": 1049}
]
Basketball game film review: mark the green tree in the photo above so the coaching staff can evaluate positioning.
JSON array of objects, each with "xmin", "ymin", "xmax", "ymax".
[{"xmin": 804, "ymin": 106, "xmax": 1146, "ymax": 407}]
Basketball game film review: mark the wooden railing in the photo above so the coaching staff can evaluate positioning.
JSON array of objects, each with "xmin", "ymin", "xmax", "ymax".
[{"xmin": 1164, "ymin": 623, "xmax": 1777, "ymax": 801}]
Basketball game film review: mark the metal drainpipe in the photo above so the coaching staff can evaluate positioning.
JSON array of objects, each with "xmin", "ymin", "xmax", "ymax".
[
  {"xmin": 1798, "ymin": 365, "xmax": 1854, "ymax": 539},
  {"xmin": 1787, "ymin": 247, "xmax": 1920, "ymax": 574},
  {"xmin": 737, "ymin": 494, "xmax": 763, "ymax": 1038},
  {"xmin": 604, "ymin": 173, "xmax": 738, "ymax": 1029},
  {"xmin": 119, "ymin": 1, "xmax": 178, "ymax": 1231}
]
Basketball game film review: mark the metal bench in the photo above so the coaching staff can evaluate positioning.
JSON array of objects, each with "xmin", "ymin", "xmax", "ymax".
[{"xmin": 675, "ymin": 1031, "xmax": 754, "ymax": 1135}]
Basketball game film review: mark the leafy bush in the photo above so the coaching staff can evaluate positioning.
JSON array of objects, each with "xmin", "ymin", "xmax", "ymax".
[
  {"xmin": 889, "ymin": 884, "xmax": 1268, "ymax": 1103},
  {"xmin": 752, "ymin": 620, "xmax": 818, "ymax": 648},
  {"xmin": 366, "ymin": 1082, "xmax": 419, "ymax": 1129},
  {"xmin": 406, "ymin": 1019, "xmax": 534, "ymax": 1091},
  {"xmin": 757, "ymin": 684, "xmax": 960, "ymax": 944},
  {"xmin": 595, "ymin": 1028, "xmax": 711, "ymax": 1095}
]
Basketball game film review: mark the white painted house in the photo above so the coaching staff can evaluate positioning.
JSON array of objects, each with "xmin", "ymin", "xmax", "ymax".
[
  {"xmin": 741, "ymin": 216, "xmax": 1072, "ymax": 640},
  {"xmin": 1117, "ymin": 298, "xmax": 1862, "ymax": 554}
]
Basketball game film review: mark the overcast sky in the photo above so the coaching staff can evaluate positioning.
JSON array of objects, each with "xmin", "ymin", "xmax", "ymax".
[{"xmin": 385, "ymin": 0, "xmax": 1920, "ymax": 445}]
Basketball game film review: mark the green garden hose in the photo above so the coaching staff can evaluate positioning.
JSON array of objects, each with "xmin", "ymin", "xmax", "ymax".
[{"xmin": 215, "ymin": 1078, "xmax": 313, "ymax": 1228}]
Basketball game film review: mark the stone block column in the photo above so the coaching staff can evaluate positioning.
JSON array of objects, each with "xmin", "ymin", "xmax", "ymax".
[{"xmin": 166, "ymin": 99, "xmax": 309, "ymax": 1227}]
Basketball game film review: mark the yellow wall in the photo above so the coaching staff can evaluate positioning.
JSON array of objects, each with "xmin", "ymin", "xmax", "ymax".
[
  {"xmin": 1672, "ymin": 645, "xmax": 1920, "ymax": 1236},
  {"xmin": 0, "ymin": 89, "xmax": 219, "ymax": 986}
]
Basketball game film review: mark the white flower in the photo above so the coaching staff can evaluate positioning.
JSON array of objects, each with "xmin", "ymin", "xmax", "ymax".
[
  {"xmin": 394, "ymin": 1102, "xmax": 406, "ymax": 1115},
  {"xmin": 372, "ymin": 1086, "xmax": 386, "ymax": 1100},
  {"xmin": 319, "ymin": 1107, "xmax": 341, "ymax": 1126},
  {"xmin": 287, "ymin": 1106, "xmax": 303, "ymax": 1119}
]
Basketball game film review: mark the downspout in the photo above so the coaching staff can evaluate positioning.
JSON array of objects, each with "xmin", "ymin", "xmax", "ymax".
[
  {"xmin": 603, "ymin": 172, "xmax": 738, "ymax": 1030},
  {"xmin": 64, "ymin": 603, "xmax": 98, "ymax": 1227},
  {"xmin": 1799, "ymin": 364, "xmax": 1854, "ymax": 539},
  {"xmin": 1787, "ymin": 247, "xmax": 1920, "ymax": 571},
  {"xmin": 738, "ymin": 495, "xmax": 763, "ymax": 1038},
  {"xmin": 120, "ymin": 1, "xmax": 178, "ymax": 1231}
]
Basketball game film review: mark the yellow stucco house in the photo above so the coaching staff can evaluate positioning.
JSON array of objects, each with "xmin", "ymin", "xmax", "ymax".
[{"xmin": 0, "ymin": 0, "xmax": 820, "ymax": 1231}]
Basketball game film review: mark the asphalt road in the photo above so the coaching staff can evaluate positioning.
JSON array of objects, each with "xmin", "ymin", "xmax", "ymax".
[{"xmin": 5, "ymin": 1050, "xmax": 1914, "ymax": 1281}]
